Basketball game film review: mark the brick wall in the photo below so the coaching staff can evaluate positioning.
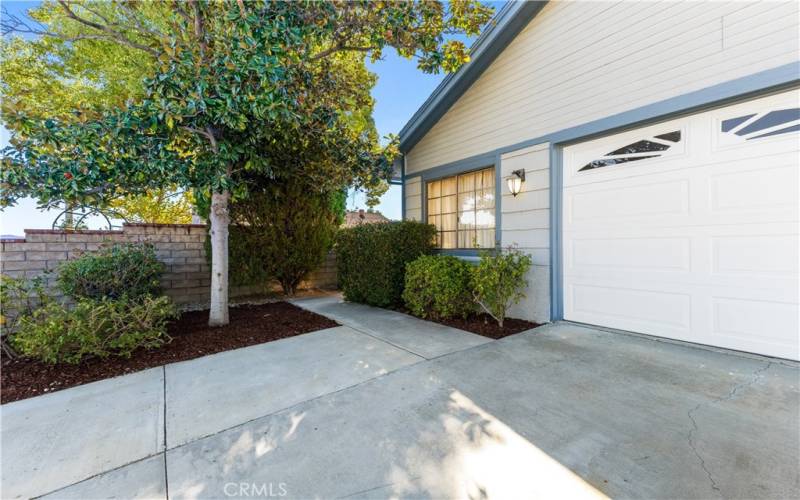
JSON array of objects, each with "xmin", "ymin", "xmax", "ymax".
[{"xmin": 0, "ymin": 223, "xmax": 337, "ymax": 308}]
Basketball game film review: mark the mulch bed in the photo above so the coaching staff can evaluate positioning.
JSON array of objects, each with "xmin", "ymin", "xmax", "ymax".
[
  {"xmin": 428, "ymin": 313, "xmax": 540, "ymax": 339},
  {"xmin": 1, "ymin": 301, "xmax": 338, "ymax": 404}
]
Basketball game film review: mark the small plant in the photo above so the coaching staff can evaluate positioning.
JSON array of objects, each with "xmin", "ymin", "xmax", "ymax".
[
  {"xmin": 335, "ymin": 221, "xmax": 436, "ymax": 307},
  {"xmin": 11, "ymin": 296, "xmax": 177, "ymax": 364},
  {"xmin": 0, "ymin": 273, "xmax": 53, "ymax": 357},
  {"xmin": 472, "ymin": 246, "xmax": 532, "ymax": 328},
  {"xmin": 57, "ymin": 243, "xmax": 165, "ymax": 300},
  {"xmin": 403, "ymin": 255, "xmax": 474, "ymax": 320}
]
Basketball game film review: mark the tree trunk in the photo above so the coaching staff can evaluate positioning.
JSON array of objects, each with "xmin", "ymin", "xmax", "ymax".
[{"xmin": 208, "ymin": 190, "xmax": 230, "ymax": 326}]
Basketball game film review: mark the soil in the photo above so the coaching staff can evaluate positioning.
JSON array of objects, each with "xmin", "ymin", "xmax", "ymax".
[
  {"xmin": 1, "ymin": 301, "xmax": 338, "ymax": 404},
  {"xmin": 429, "ymin": 313, "xmax": 540, "ymax": 339}
]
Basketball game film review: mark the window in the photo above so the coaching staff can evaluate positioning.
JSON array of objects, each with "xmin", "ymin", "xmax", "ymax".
[
  {"xmin": 721, "ymin": 108, "xmax": 800, "ymax": 140},
  {"xmin": 427, "ymin": 167, "xmax": 495, "ymax": 249},
  {"xmin": 579, "ymin": 130, "xmax": 682, "ymax": 172}
]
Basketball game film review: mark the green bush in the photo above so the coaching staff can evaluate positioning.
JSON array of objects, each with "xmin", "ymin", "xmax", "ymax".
[
  {"xmin": 1, "ymin": 273, "xmax": 53, "ymax": 357},
  {"xmin": 12, "ymin": 296, "xmax": 177, "ymax": 364},
  {"xmin": 403, "ymin": 255, "xmax": 474, "ymax": 320},
  {"xmin": 335, "ymin": 221, "xmax": 436, "ymax": 307},
  {"xmin": 472, "ymin": 247, "xmax": 533, "ymax": 327},
  {"xmin": 207, "ymin": 182, "xmax": 343, "ymax": 294},
  {"xmin": 57, "ymin": 243, "xmax": 165, "ymax": 300}
]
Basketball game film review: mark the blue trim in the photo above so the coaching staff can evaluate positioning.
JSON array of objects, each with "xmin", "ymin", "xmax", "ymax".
[
  {"xmin": 399, "ymin": 1, "xmax": 547, "ymax": 153},
  {"xmin": 548, "ymin": 145, "xmax": 564, "ymax": 321},
  {"xmin": 494, "ymin": 151, "xmax": 502, "ymax": 248},
  {"xmin": 400, "ymin": 155, "xmax": 406, "ymax": 220},
  {"xmin": 511, "ymin": 62, "xmax": 800, "ymax": 152},
  {"xmin": 439, "ymin": 249, "xmax": 481, "ymax": 258},
  {"xmin": 416, "ymin": 152, "xmax": 497, "ymax": 182},
  {"xmin": 409, "ymin": 62, "xmax": 800, "ymax": 175}
]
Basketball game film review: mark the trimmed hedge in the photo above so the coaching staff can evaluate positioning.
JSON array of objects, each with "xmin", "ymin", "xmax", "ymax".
[
  {"xmin": 57, "ymin": 243, "xmax": 165, "ymax": 301},
  {"xmin": 403, "ymin": 255, "xmax": 474, "ymax": 320},
  {"xmin": 335, "ymin": 221, "xmax": 436, "ymax": 307}
]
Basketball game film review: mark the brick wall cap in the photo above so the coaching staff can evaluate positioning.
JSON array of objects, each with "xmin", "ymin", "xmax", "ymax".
[
  {"xmin": 123, "ymin": 223, "xmax": 208, "ymax": 229},
  {"xmin": 24, "ymin": 228, "xmax": 123, "ymax": 235}
]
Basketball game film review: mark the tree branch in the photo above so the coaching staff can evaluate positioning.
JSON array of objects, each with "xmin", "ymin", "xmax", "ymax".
[
  {"xmin": 312, "ymin": 43, "xmax": 376, "ymax": 61},
  {"xmin": 55, "ymin": 1, "xmax": 160, "ymax": 56}
]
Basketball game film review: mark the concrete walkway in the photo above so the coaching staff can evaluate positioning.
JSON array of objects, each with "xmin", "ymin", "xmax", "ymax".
[{"xmin": 2, "ymin": 298, "xmax": 798, "ymax": 499}]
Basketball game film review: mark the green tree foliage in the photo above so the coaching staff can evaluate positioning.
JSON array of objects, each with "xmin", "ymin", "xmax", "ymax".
[
  {"xmin": 472, "ymin": 247, "xmax": 532, "ymax": 328},
  {"xmin": 0, "ymin": 1, "xmax": 163, "ymax": 122},
  {"xmin": 109, "ymin": 189, "xmax": 194, "ymax": 224},
  {"xmin": 403, "ymin": 255, "xmax": 474, "ymax": 320},
  {"xmin": 335, "ymin": 221, "xmax": 436, "ymax": 307},
  {"xmin": 1, "ymin": 0, "xmax": 494, "ymax": 325}
]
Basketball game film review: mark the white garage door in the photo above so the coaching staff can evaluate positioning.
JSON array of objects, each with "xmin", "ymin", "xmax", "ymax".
[{"xmin": 563, "ymin": 89, "xmax": 800, "ymax": 360}]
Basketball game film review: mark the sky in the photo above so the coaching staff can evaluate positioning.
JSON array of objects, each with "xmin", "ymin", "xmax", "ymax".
[{"xmin": 0, "ymin": 1, "xmax": 493, "ymax": 236}]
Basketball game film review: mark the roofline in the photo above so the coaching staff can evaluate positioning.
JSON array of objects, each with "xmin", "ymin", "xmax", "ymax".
[{"xmin": 398, "ymin": 1, "xmax": 547, "ymax": 154}]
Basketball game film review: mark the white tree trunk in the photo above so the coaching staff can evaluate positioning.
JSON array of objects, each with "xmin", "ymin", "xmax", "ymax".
[{"xmin": 208, "ymin": 190, "xmax": 230, "ymax": 326}]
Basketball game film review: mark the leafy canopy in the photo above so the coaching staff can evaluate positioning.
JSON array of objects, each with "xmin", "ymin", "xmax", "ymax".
[{"xmin": 1, "ymin": 1, "xmax": 494, "ymax": 208}]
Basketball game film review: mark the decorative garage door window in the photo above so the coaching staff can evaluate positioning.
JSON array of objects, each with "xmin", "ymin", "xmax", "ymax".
[
  {"xmin": 427, "ymin": 167, "xmax": 495, "ymax": 249},
  {"xmin": 579, "ymin": 131, "xmax": 682, "ymax": 172},
  {"xmin": 721, "ymin": 108, "xmax": 800, "ymax": 140}
]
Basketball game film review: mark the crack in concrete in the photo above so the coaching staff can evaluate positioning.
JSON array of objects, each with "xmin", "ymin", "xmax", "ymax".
[{"xmin": 686, "ymin": 361, "xmax": 772, "ymax": 495}]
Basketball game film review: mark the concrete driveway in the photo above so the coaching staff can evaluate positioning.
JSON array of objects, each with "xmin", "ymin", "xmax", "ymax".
[{"xmin": 2, "ymin": 295, "xmax": 798, "ymax": 499}]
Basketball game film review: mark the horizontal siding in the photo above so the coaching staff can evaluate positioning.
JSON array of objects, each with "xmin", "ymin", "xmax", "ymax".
[
  {"xmin": 500, "ymin": 143, "xmax": 550, "ymax": 322},
  {"xmin": 405, "ymin": 1, "xmax": 800, "ymax": 173}
]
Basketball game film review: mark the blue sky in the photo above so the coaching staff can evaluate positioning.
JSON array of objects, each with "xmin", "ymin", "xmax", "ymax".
[{"xmin": 0, "ymin": 2, "xmax": 494, "ymax": 235}]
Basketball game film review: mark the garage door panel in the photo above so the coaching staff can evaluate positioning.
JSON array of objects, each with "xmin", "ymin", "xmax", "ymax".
[
  {"xmin": 709, "ymin": 163, "xmax": 798, "ymax": 211},
  {"xmin": 712, "ymin": 234, "xmax": 799, "ymax": 276},
  {"xmin": 563, "ymin": 89, "xmax": 799, "ymax": 360},
  {"xmin": 567, "ymin": 179, "xmax": 690, "ymax": 223},
  {"xmin": 712, "ymin": 297, "xmax": 800, "ymax": 358},
  {"xmin": 569, "ymin": 236, "xmax": 691, "ymax": 271},
  {"xmin": 567, "ymin": 283, "xmax": 692, "ymax": 333}
]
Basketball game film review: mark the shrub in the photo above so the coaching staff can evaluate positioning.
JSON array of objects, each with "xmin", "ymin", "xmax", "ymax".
[
  {"xmin": 472, "ymin": 246, "xmax": 533, "ymax": 327},
  {"xmin": 57, "ymin": 243, "xmax": 165, "ymax": 300},
  {"xmin": 11, "ymin": 296, "xmax": 177, "ymax": 364},
  {"xmin": 0, "ymin": 273, "xmax": 53, "ymax": 357},
  {"xmin": 403, "ymin": 255, "xmax": 474, "ymax": 320},
  {"xmin": 335, "ymin": 221, "xmax": 436, "ymax": 307},
  {"xmin": 208, "ymin": 182, "xmax": 343, "ymax": 294}
]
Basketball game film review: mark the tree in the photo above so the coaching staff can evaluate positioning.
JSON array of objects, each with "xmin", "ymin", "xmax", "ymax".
[
  {"xmin": 110, "ymin": 189, "xmax": 194, "ymax": 224},
  {"xmin": 1, "ymin": 1, "xmax": 494, "ymax": 326}
]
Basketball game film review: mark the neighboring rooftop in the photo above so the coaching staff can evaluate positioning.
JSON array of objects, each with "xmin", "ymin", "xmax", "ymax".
[{"xmin": 343, "ymin": 210, "xmax": 390, "ymax": 227}]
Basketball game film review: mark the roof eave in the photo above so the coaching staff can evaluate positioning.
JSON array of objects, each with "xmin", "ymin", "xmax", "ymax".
[{"xmin": 398, "ymin": 1, "xmax": 547, "ymax": 154}]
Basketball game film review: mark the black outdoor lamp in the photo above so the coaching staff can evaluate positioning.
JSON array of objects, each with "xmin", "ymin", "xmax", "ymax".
[{"xmin": 506, "ymin": 169, "xmax": 526, "ymax": 197}]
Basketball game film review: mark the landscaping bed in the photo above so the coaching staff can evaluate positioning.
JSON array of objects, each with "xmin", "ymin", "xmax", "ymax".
[
  {"xmin": 1, "ymin": 301, "xmax": 338, "ymax": 404},
  {"xmin": 430, "ymin": 314, "xmax": 540, "ymax": 339}
]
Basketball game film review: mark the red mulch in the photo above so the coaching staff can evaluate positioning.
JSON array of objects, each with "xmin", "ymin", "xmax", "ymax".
[
  {"xmin": 1, "ymin": 302, "xmax": 338, "ymax": 404},
  {"xmin": 429, "ymin": 313, "xmax": 540, "ymax": 339}
]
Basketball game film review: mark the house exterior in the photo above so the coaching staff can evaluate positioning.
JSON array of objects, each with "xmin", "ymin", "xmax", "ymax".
[{"xmin": 398, "ymin": 1, "xmax": 799, "ymax": 360}]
